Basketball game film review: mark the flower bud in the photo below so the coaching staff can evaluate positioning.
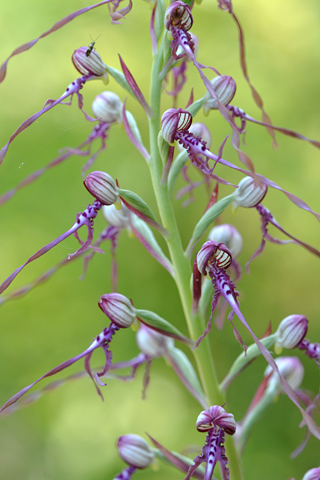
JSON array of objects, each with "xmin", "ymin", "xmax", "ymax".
[
  {"xmin": 233, "ymin": 176, "xmax": 267, "ymax": 208},
  {"xmin": 98, "ymin": 293, "xmax": 136, "ymax": 328},
  {"xmin": 84, "ymin": 171, "xmax": 119, "ymax": 205},
  {"xmin": 164, "ymin": 1, "xmax": 193, "ymax": 32},
  {"xmin": 208, "ymin": 224, "xmax": 243, "ymax": 258},
  {"xmin": 275, "ymin": 315, "xmax": 308, "ymax": 353},
  {"xmin": 203, "ymin": 75, "xmax": 236, "ymax": 113},
  {"xmin": 196, "ymin": 405, "xmax": 236, "ymax": 435},
  {"xmin": 72, "ymin": 47, "xmax": 109, "ymax": 82},
  {"xmin": 102, "ymin": 202, "xmax": 131, "ymax": 229},
  {"xmin": 161, "ymin": 108, "xmax": 192, "ymax": 144},
  {"xmin": 117, "ymin": 434, "xmax": 154, "ymax": 469},
  {"xmin": 136, "ymin": 323, "xmax": 174, "ymax": 357},
  {"xmin": 264, "ymin": 356, "xmax": 304, "ymax": 394},
  {"xmin": 92, "ymin": 91, "xmax": 122, "ymax": 123},
  {"xmin": 302, "ymin": 468, "xmax": 320, "ymax": 480},
  {"xmin": 197, "ymin": 240, "xmax": 232, "ymax": 275}
]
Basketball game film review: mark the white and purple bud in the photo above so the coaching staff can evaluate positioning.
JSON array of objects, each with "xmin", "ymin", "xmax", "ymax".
[
  {"xmin": 98, "ymin": 293, "xmax": 137, "ymax": 328},
  {"xmin": 233, "ymin": 176, "xmax": 268, "ymax": 208},
  {"xmin": 72, "ymin": 47, "xmax": 109, "ymax": 82},
  {"xmin": 302, "ymin": 468, "xmax": 320, "ymax": 480},
  {"xmin": 264, "ymin": 356, "xmax": 304, "ymax": 394},
  {"xmin": 136, "ymin": 323, "xmax": 174, "ymax": 357},
  {"xmin": 84, "ymin": 171, "xmax": 120, "ymax": 206},
  {"xmin": 102, "ymin": 202, "xmax": 131, "ymax": 230},
  {"xmin": 92, "ymin": 91, "xmax": 122, "ymax": 123},
  {"xmin": 161, "ymin": 108, "xmax": 192, "ymax": 144},
  {"xmin": 117, "ymin": 434, "xmax": 154, "ymax": 469},
  {"xmin": 197, "ymin": 240, "xmax": 233, "ymax": 275},
  {"xmin": 275, "ymin": 315, "xmax": 308, "ymax": 353},
  {"xmin": 208, "ymin": 224, "xmax": 243, "ymax": 258},
  {"xmin": 196, "ymin": 405, "xmax": 236, "ymax": 435},
  {"xmin": 164, "ymin": 1, "xmax": 193, "ymax": 32},
  {"xmin": 203, "ymin": 75, "xmax": 236, "ymax": 113}
]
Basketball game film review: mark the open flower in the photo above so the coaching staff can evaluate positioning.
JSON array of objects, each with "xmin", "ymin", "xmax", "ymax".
[{"xmin": 185, "ymin": 405, "xmax": 236, "ymax": 480}]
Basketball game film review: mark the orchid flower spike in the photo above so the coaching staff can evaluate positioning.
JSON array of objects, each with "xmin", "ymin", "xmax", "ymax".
[
  {"xmin": 114, "ymin": 434, "xmax": 154, "ymax": 480},
  {"xmin": 185, "ymin": 405, "xmax": 236, "ymax": 480}
]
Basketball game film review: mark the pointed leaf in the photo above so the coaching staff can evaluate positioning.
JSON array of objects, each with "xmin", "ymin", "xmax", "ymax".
[
  {"xmin": 165, "ymin": 344, "xmax": 208, "ymax": 408},
  {"xmin": 135, "ymin": 309, "xmax": 194, "ymax": 346},
  {"xmin": 186, "ymin": 195, "xmax": 234, "ymax": 257},
  {"xmin": 119, "ymin": 188, "xmax": 168, "ymax": 237}
]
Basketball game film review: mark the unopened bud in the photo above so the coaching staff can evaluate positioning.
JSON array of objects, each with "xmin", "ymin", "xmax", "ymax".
[
  {"xmin": 136, "ymin": 323, "xmax": 174, "ymax": 357},
  {"xmin": 98, "ymin": 293, "xmax": 136, "ymax": 328},
  {"xmin": 164, "ymin": 1, "xmax": 193, "ymax": 32},
  {"xmin": 203, "ymin": 75, "xmax": 236, "ymax": 113},
  {"xmin": 302, "ymin": 468, "xmax": 320, "ymax": 480},
  {"xmin": 275, "ymin": 314, "xmax": 308, "ymax": 353},
  {"xmin": 92, "ymin": 91, "xmax": 122, "ymax": 123},
  {"xmin": 161, "ymin": 108, "xmax": 192, "ymax": 144},
  {"xmin": 72, "ymin": 47, "xmax": 109, "ymax": 82},
  {"xmin": 233, "ymin": 176, "xmax": 267, "ymax": 208},
  {"xmin": 264, "ymin": 356, "xmax": 304, "ymax": 394},
  {"xmin": 197, "ymin": 240, "xmax": 232, "ymax": 275},
  {"xmin": 117, "ymin": 434, "xmax": 154, "ymax": 469},
  {"xmin": 208, "ymin": 224, "xmax": 242, "ymax": 258},
  {"xmin": 84, "ymin": 171, "xmax": 119, "ymax": 205},
  {"xmin": 196, "ymin": 405, "xmax": 236, "ymax": 435},
  {"xmin": 102, "ymin": 202, "xmax": 131, "ymax": 229}
]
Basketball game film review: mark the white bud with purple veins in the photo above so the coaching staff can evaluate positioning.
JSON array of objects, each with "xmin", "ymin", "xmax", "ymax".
[
  {"xmin": 117, "ymin": 434, "xmax": 154, "ymax": 469},
  {"xmin": 136, "ymin": 323, "xmax": 174, "ymax": 357},
  {"xmin": 84, "ymin": 171, "xmax": 119, "ymax": 206},
  {"xmin": 98, "ymin": 293, "xmax": 136, "ymax": 328},
  {"xmin": 208, "ymin": 224, "xmax": 243, "ymax": 258},
  {"xmin": 161, "ymin": 108, "xmax": 192, "ymax": 144},
  {"xmin": 233, "ymin": 176, "xmax": 268, "ymax": 208},
  {"xmin": 102, "ymin": 202, "xmax": 131, "ymax": 229},
  {"xmin": 302, "ymin": 468, "xmax": 320, "ymax": 480},
  {"xmin": 197, "ymin": 240, "xmax": 232, "ymax": 275},
  {"xmin": 164, "ymin": 1, "xmax": 193, "ymax": 32},
  {"xmin": 264, "ymin": 356, "xmax": 304, "ymax": 394},
  {"xmin": 72, "ymin": 47, "xmax": 109, "ymax": 82},
  {"xmin": 92, "ymin": 91, "xmax": 122, "ymax": 123},
  {"xmin": 196, "ymin": 405, "xmax": 236, "ymax": 435},
  {"xmin": 203, "ymin": 75, "xmax": 236, "ymax": 113},
  {"xmin": 275, "ymin": 314, "xmax": 308, "ymax": 353}
]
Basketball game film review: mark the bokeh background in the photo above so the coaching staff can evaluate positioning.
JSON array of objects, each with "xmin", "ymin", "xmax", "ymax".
[{"xmin": 0, "ymin": 0, "xmax": 320, "ymax": 479}]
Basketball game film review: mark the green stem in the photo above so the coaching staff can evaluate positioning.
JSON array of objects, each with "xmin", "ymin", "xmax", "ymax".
[{"xmin": 147, "ymin": 38, "xmax": 243, "ymax": 480}]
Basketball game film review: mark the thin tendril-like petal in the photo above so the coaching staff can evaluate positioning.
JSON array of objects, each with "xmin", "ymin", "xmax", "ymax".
[
  {"xmin": 0, "ymin": 1, "xmax": 113, "ymax": 83},
  {"xmin": 121, "ymin": 102, "xmax": 151, "ymax": 161},
  {"xmin": 0, "ymin": 201, "xmax": 101, "ymax": 295}
]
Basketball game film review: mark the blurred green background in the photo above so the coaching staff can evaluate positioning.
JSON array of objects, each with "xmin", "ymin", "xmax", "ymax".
[{"xmin": 0, "ymin": 0, "xmax": 320, "ymax": 479}]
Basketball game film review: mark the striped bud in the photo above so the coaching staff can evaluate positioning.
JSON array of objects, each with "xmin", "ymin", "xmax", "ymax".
[
  {"xmin": 164, "ymin": 1, "xmax": 193, "ymax": 32},
  {"xmin": 264, "ymin": 356, "xmax": 304, "ymax": 394},
  {"xmin": 161, "ymin": 108, "xmax": 192, "ymax": 144},
  {"xmin": 136, "ymin": 323, "xmax": 174, "ymax": 358},
  {"xmin": 84, "ymin": 171, "xmax": 119, "ymax": 205},
  {"xmin": 92, "ymin": 91, "xmax": 122, "ymax": 123},
  {"xmin": 98, "ymin": 293, "xmax": 136, "ymax": 328},
  {"xmin": 275, "ymin": 314, "xmax": 308, "ymax": 353},
  {"xmin": 72, "ymin": 47, "xmax": 109, "ymax": 82},
  {"xmin": 203, "ymin": 75, "xmax": 236, "ymax": 113},
  {"xmin": 117, "ymin": 434, "xmax": 154, "ymax": 469},
  {"xmin": 233, "ymin": 176, "xmax": 267, "ymax": 208},
  {"xmin": 302, "ymin": 468, "xmax": 320, "ymax": 480}
]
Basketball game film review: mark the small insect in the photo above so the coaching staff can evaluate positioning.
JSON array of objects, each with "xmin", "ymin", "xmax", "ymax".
[{"xmin": 85, "ymin": 34, "xmax": 102, "ymax": 57}]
